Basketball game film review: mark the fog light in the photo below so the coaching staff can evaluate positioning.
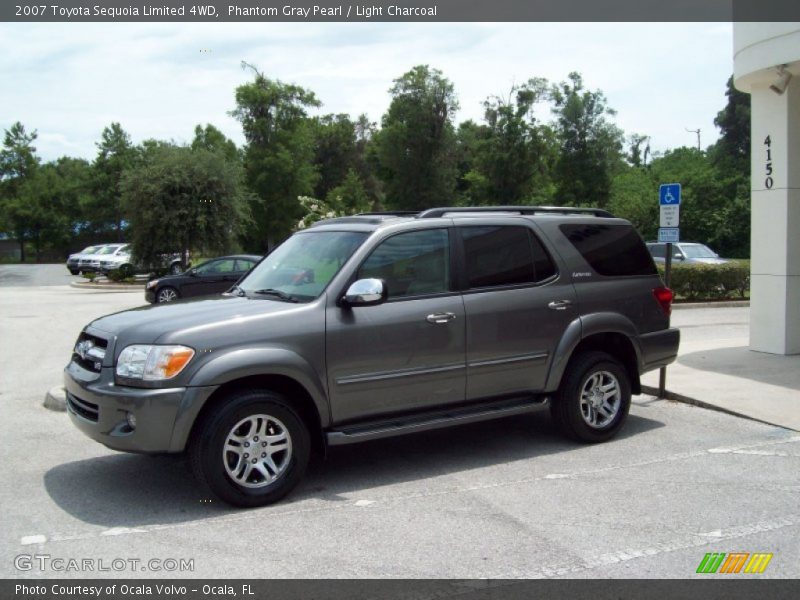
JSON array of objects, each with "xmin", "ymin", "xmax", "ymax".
[{"xmin": 126, "ymin": 412, "xmax": 137, "ymax": 429}]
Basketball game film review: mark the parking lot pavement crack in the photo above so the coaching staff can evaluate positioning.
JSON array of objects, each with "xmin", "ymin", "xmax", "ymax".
[{"xmin": 486, "ymin": 515, "xmax": 799, "ymax": 579}]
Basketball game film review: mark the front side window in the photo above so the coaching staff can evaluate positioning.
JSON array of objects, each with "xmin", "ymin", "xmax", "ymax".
[
  {"xmin": 358, "ymin": 229, "xmax": 450, "ymax": 299},
  {"xmin": 239, "ymin": 231, "xmax": 368, "ymax": 302}
]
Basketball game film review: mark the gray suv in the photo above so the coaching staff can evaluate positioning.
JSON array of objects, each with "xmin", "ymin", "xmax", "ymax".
[{"xmin": 64, "ymin": 206, "xmax": 679, "ymax": 507}]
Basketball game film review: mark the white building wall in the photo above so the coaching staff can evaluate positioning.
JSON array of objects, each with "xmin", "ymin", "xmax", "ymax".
[{"xmin": 733, "ymin": 23, "xmax": 800, "ymax": 355}]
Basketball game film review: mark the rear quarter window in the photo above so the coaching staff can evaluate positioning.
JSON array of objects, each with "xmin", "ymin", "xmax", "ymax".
[{"xmin": 560, "ymin": 223, "xmax": 656, "ymax": 277}]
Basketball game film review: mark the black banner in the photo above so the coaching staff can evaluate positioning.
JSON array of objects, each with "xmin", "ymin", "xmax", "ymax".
[
  {"xmin": 4, "ymin": 580, "xmax": 800, "ymax": 600},
  {"xmin": 3, "ymin": 0, "xmax": 800, "ymax": 22}
]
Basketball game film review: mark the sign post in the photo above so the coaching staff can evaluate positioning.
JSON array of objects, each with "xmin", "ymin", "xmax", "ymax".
[{"xmin": 658, "ymin": 183, "xmax": 681, "ymax": 398}]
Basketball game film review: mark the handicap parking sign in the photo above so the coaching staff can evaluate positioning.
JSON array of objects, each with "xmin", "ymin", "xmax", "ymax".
[{"xmin": 659, "ymin": 183, "xmax": 681, "ymax": 205}]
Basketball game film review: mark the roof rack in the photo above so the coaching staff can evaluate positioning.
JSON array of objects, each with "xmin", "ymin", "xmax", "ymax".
[
  {"xmin": 309, "ymin": 213, "xmax": 414, "ymax": 227},
  {"xmin": 416, "ymin": 206, "xmax": 614, "ymax": 219},
  {"xmin": 356, "ymin": 211, "xmax": 420, "ymax": 217}
]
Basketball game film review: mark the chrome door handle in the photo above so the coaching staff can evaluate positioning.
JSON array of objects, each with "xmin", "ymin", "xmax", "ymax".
[
  {"xmin": 547, "ymin": 300, "xmax": 573, "ymax": 311},
  {"xmin": 426, "ymin": 312, "xmax": 456, "ymax": 324}
]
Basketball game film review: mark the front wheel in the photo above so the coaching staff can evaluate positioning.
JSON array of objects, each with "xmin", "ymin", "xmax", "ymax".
[
  {"xmin": 551, "ymin": 351, "xmax": 631, "ymax": 443},
  {"xmin": 156, "ymin": 286, "xmax": 179, "ymax": 303},
  {"xmin": 189, "ymin": 390, "xmax": 310, "ymax": 507}
]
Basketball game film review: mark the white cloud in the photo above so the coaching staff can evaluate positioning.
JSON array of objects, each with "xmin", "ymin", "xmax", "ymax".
[{"xmin": 0, "ymin": 22, "xmax": 734, "ymax": 162}]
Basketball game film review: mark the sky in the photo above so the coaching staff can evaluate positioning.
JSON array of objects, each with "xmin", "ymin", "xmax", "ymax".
[{"xmin": 0, "ymin": 22, "xmax": 734, "ymax": 162}]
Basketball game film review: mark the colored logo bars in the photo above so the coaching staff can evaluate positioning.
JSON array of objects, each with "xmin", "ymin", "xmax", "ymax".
[{"xmin": 696, "ymin": 552, "xmax": 773, "ymax": 574}]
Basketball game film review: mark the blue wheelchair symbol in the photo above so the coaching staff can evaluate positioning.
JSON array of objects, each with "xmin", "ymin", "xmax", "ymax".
[{"xmin": 660, "ymin": 183, "xmax": 681, "ymax": 205}]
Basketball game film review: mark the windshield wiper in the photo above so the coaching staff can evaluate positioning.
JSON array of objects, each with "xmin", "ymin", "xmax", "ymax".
[
  {"xmin": 228, "ymin": 285, "xmax": 247, "ymax": 297},
  {"xmin": 251, "ymin": 288, "xmax": 299, "ymax": 303}
]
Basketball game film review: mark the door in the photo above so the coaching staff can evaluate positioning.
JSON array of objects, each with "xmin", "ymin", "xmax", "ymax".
[
  {"xmin": 326, "ymin": 228, "xmax": 466, "ymax": 424},
  {"xmin": 457, "ymin": 224, "xmax": 576, "ymax": 400},
  {"xmin": 184, "ymin": 258, "xmax": 238, "ymax": 297}
]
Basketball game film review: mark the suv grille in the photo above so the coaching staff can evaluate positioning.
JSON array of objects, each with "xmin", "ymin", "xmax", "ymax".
[
  {"xmin": 72, "ymin": 332, "xmax": 108, "ymax": 373},
  {"xmin": 67, "ymin": 392, "xmax": 99, "ymax": 422}
]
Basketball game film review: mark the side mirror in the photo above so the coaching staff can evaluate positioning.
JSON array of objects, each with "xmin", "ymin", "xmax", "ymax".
[
  {"xmin": 673, "ymin": 253, "xmax": 684, "ymax": 261},
  {"xmin": 342, "ymin": 278, "xmax": 386, "ymax": 307},
  {"xmin": 189, "ymin": 268, "xmax": 198, "ymax": 276}
]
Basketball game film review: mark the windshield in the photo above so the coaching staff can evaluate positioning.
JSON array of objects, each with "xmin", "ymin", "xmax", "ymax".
[
  {"xmin": 681, "ymin": 244, "xmax": 717, "ymax": 259},
  {"xmin": 97, "ymin": 244, "xmax": 124, "ymax": 255},
  {"xmin": 238, "ymin": 231, "xmax": 368, "ymax": 302},
  {"xmin": 81, "ymin": 245, "xmax": 101, "ymax": 254}
]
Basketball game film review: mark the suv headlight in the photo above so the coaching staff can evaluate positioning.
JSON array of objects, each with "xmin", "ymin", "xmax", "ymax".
[{"xmin": 116, "ymin": 345, "xmax": 195, "ymax": 380}]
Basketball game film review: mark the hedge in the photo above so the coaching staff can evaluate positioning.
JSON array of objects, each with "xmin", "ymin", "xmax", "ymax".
[{"xmin": 656, "ymin": 260, "xmax": 750, "ymax": 301}]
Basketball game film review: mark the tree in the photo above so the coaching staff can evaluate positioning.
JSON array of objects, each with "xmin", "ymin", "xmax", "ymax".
[
  {"xmin": 311, "ymin": 114, "xmax": 358, "ymax": 200},
  {"xmin": 0, "ymin": 122, "xmax": 40, "ymax": 260},
  {"xmin": 121, "ymin": 144, "xmax": 250, "ymax": 267},
  {"xmin": 191, "ymin": 124, "xmax": 240, "ymax": 163},
  {"xmin": 326, "ymin": 168, "xmax": 371, "ymax": 214},
  {"xmin": 711, "ymin": 76, "xmax": 751, "ymax": 171},
  {"xmin": 231, "ymin": 62, "xmax": 321, "ymax": 250},
  {"xmin": 551, "ymin": 72, "xmax": 625, "ymax": 208},
  {"xmin": 374, "ymin": 65, "xmax": 459, "ymax": 210},
  {"xmin": 462, "ymin": 79, "xmax": 555, "ymax": 205},
  {"xmin": 92, "ymin": 123, "xmax": 137, "ymax": 240}
]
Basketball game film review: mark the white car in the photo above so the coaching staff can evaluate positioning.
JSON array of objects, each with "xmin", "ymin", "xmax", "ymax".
[
  {"xmin": 89, "ymin": 243, "xmax": 131, "ymax": 273},
  {"xmin": 96, "ymin": 245, "xmax": 186, "ymax": 276},
  {"xmin": 66, "ymin": 244, "xmax": 109, "ymax": 275}
]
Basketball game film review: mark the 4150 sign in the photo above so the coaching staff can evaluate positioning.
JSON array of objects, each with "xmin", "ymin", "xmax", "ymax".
[{"xmin": 764, "ymin": 134, "xmax": 775, "ymax": 190}]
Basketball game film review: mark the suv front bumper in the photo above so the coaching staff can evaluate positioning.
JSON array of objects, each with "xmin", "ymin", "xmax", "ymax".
[{"xmin": 64, "ymin": 361, "xmax": 215, "ymax": 454}]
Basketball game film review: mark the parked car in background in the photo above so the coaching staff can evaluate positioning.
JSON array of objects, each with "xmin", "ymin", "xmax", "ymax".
[
  {"xmin": 90, "ymin": 243, "xmax": 131, "ymax": 273},
  {"xmin": 66, "ymin": 244, "xmax": 108, "ymax": 274},
  {"xmin": 145, "ymin": 254, "xmax": 261, "ymax": 303},
  {"xmin": 77, "ymin": 244, "xmax": 124, "ymax": 273},
  {"xmin": 646, "ymin": 242, "xmax": 730, "ymax": 265},
  {"xmin": 96, "ymin": 246, "xmax": 186, "ymax": 277}
]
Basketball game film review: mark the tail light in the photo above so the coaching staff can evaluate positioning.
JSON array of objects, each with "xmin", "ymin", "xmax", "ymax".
[{"xmin": 653, "ymin": 286, "xmax": 674, "ymax": 316}]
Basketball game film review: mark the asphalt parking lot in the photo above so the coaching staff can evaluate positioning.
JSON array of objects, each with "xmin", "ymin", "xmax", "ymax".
[{"xmin": 1, "ymin": 264, "xmax": 798, "ymax": 579}]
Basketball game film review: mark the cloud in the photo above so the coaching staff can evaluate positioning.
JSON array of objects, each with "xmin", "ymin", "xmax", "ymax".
[{"xmin": 0, "ymin": 22, "xmax": 733, "ymax": 162}]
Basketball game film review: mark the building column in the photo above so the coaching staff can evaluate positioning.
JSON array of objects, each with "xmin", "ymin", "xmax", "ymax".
[{"xmin": 749, "ymin": 74, "xmax": 800, "ymax": 354}]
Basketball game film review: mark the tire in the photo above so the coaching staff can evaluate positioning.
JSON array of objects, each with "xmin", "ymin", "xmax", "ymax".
[
  {"xmin": 169, "ymin": 262, "xmax": 183, "ymax": 275},
  {"xmin": 156, "ymin": 286, "xmax": 179, "ymax": 303},
  {"xmin": 550, "ymin": 351, "xmax": 631, "ymax": 443},
  {"xmin": 69, "ymin": 269, "xmax": 79, "ymax": 275},
  {"xmin": 189, "ymin": 389, "xmax": 310, "ymax": 507}
]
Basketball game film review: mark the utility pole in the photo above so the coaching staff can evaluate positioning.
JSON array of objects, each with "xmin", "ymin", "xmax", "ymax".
[{"xmin": 685, "ymin": 128, "xmax": 701, "ymax": 151}]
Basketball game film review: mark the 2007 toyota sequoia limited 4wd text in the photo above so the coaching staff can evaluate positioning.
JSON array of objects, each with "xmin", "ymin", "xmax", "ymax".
[{"xmin": 65, "ymin": 206, "xmax": 680, "ymax": 507}]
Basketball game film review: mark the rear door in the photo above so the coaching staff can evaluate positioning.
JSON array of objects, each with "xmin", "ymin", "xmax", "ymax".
[{"xmin": 457, "ymin": 221, "xmax": 576, "ymax": 400}]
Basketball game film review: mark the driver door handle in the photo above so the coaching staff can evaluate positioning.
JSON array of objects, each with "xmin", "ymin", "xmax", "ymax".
[
  {"xmin": 548, "ymin": 300, "xmax": 573, "ymax": 311},
  {"xmin": 426, "ymin": 312, "xmax": 457, "ymax": 324}
]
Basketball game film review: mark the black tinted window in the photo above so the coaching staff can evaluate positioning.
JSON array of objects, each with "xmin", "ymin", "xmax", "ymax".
[
  {"xmin": 561, "ymin": 224, "xmax": 656, "ymax": 276},
  {"xmin": 461, "ymin": 226, "xmax": 555, "ymax": 288},
  {"xmin": 648, "ymin": 244, "xmax": 666, "ymax": 258}
]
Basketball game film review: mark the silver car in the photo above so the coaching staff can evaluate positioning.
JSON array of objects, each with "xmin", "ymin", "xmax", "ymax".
[{"xmin": 646, "ymin": 242, "xmax": 729, "ymax": 265}]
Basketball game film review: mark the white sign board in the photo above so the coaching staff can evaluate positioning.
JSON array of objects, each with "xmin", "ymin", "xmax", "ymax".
[{"xmin": 659, "ymin": 183, "xmax": 681, "ymax": 228}]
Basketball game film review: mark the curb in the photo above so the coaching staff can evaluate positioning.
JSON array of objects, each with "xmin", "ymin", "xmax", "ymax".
[
  {"xmin": 673, "ymin": 300, "xmax": 749, "ymax": 309},
  {"xmin": 641, "ymin": 385, "xmax": 796, "ymax": 432},
  {"xmin": 43, "ymin": 386, "xmax": 66, "ymax": 412},
  {"xmin": 70, "ymin": 281, "xmax": 144, "ymax": 291}
]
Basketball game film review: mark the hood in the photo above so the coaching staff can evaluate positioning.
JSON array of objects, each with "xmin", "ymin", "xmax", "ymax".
[
  {"xmin": 88, "ymin": 294, "xmax": 315, "ymax": 350},
  {"xmin": 689, "ymin": 257, "xmax": 729, "ymax": 265}
]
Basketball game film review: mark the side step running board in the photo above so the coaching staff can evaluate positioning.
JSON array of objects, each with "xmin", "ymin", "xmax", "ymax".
[{"xmin": 326, "ymin": 396, "xmax": 549, "ymax": 446}]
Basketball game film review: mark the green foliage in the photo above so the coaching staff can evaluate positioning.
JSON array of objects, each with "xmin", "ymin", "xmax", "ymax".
[
  {"xmin": 231, "ymin": 62, "xmax": 321, "ymax": 249},
  {"xmin": 120, "ymin": 144, "xmax": 250, "ymax": 266},
  {"xmin": 0, "ymin": 122, "xmax": 40, "ymax": 261},
  {"xmin": 191, "ymin": 124, "xmax": 240, "ymax": 163},
  {"xmin": 374, "ymin": 65, "xmax": 459, "ymax": 210},
  {"xmin": 658, "ymin": 261, "xmax": 750, "ymax": 301},
  {"xmin": 460, "ymin": 79, "xmax": 555, "ymax": 205},
  {"xmin": 91, "ymin": 123, "xmax": 137, "ymax": 240},
  {"xmin": 551, "ymin": 73, "xmax": 625, "ymax": 208}
]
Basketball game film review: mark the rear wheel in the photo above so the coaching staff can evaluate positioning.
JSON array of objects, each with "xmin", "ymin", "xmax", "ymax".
[
  {"xmin": 69, "ymin": 269, "xmax": 79, "ymax": 275},
  {"xmin": 189, "ymin": 389, "xmax": 310, "ymax": 507},
  {"xmin": 551, "ymin": 351, "xmax": 631, "ymax": 443},
  {"xmin": 156, "ymin": 286, "xmax": 179, "ymax": 303}
]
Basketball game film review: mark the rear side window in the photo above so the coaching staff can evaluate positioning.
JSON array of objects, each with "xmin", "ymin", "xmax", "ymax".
[
  {"xmin": 461, "ymin": 226, "xmax": 557, "ymax": 289},
  {"xmin": 560, "ymin": 224, "xmax": 656, "ymax": 277}
]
